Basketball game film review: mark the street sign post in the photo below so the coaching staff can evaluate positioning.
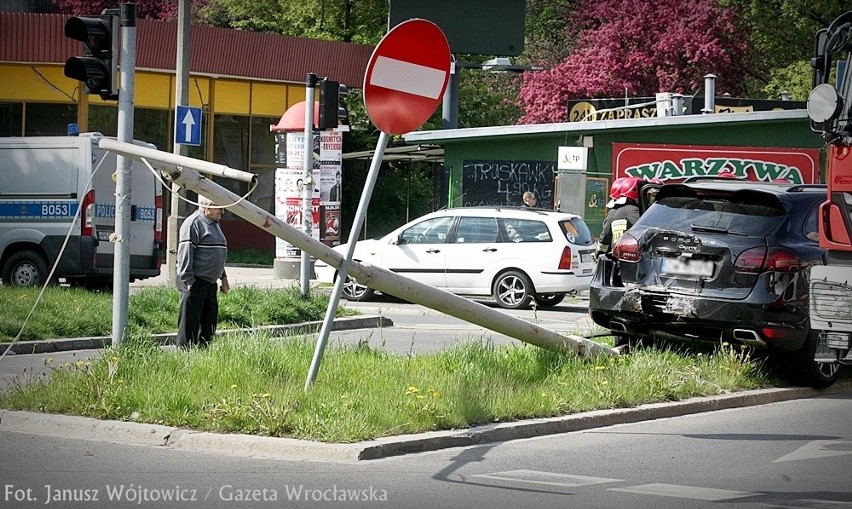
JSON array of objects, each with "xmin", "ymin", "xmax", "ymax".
[
  {"xmin": 175, "ymin": 105, "xmax": 202, "ymax": 146},
  {"xmin": 306, "ymin": 19, "xmax": 451, "ymax": 390}
]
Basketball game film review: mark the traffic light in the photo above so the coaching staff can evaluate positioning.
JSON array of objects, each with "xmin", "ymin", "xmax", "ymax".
[
  {"xmin": 318, "ymin": 79, "xmax": 349, "ymax": 130},
  {"xmin": 64, "ymin": 14, "xmax": 119, "ymax": 100}
]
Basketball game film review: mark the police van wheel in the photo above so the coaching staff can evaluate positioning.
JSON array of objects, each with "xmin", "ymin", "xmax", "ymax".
[{"xmin": 2, "ymin": 250, "xmax": 49, "ymax": 287}]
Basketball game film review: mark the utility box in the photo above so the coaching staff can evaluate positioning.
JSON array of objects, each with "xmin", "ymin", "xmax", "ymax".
[{"xmin": 555, "ymin": 146, "xmax": 588, "ymax": 215}]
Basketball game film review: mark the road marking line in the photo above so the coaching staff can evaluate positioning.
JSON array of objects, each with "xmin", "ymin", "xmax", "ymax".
[
  {"xmin": 774, "ymin": 440, "xmax": 852, "ymax": 462},
  {"xmin": 470, "ymin": 470, "xmax": 621, "ymax": 488},
  {"xmin": 608, "ymin": 483, "xmax": 754, "ymax": 501}
]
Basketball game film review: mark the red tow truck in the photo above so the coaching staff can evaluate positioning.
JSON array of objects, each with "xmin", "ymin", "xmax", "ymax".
[{"xmin": 807, "ymin": 11, "xmax": 852, "ymax": 368}]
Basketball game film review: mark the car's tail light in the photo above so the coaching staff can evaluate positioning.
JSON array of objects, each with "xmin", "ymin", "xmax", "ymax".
[
  {"xmin": 735, "ymin": 247, "xmax": 802, "ymax": 273},
  {"xmin": 613, "ymin": 232, "xmax": 640, "ymax": 262},
  {"xmin": 764, "ymin": 248, "xmax": 803, "ymax": 272},
  {"xmin": 81, "ymin": 189, "xmax": 95, "ymax": 237},
  {"xmin": 154, "ymin": 195, "xmax": 163, "ymax": 242},
  {"xmin": 558, "ymin": 246, "xmax": 574, "ymax": 270},
  {"xmin": 761, "ymin": 326, "xmax": 790, "ymax": 339}
]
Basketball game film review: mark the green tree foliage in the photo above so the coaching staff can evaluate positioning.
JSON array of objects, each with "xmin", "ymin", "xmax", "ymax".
[
  {"xmin": 198, "ymin": 0, "xmax": 386, "ymax": 43},
  {"xmin": 521, "ymin": 0, "xmax": 574, "ymax": 66},
  {"xmin": 720, "ymin": 0, "xmax": 849, "ymax": 98}
]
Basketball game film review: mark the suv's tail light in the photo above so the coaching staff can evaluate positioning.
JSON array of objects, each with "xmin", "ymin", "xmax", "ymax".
[
  {"xmin": 154, "ymin": 195, "xmax": 163, "ymax": 242},
  {"xmin": 735, "ymin": 247, "xmax": 803, "ymax": 273},
  {"xmin": 558, "ymin": 246, "xmax": 574, "ymax": 269},
  {"xmin": 613, "ymin": 232, "xmax": 640, "ymax": 262},
  {"xmin": 81, "ymin": 189, "xmax": 95, "ymax": 237},
  {"xmin": 761, "ymin": 326, "xmax": 790, "ymax": 339}
]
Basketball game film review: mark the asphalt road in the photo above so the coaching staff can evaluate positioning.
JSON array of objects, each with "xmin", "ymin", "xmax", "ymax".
[
  {"xmin": 2, "ymin": 392, "xmax": 850, "ymax": 509},
  {"xmin": 326, "ymin": 292, "xmax": 600, "ymax": 354}
]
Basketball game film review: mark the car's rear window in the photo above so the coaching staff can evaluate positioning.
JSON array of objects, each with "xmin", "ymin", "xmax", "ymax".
[
  {"xmin": 638, "ymin": 195, "xmax": 785, "ymax": 236},
  {"xmin": 559, "ymin": 218, "xmax": 594, "ymax": 246}
]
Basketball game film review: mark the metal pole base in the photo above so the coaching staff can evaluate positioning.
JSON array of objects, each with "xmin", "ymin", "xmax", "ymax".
[{"xmin": 274, "ymin": 257, "xmax": 314, "ymax": 279}]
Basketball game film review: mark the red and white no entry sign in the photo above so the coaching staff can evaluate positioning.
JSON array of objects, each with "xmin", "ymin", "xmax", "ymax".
[{"xmin": 363, "ymin": 19, "xmax": 451, "ymax": 135}]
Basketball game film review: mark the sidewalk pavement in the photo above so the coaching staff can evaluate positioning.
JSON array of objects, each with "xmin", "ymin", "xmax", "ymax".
[{"xmin": 131, "ymin": 264, "xmax": 304, "ymax": 290}]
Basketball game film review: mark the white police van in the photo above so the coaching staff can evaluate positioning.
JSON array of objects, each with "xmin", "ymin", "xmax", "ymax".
[{"xmin": 0, "ymin": 133, "xmax": 163, "ymax": 287}]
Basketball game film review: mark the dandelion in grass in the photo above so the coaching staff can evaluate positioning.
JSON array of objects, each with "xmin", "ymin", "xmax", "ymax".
[
  {"xmin": 108, "ymin": 356, "xmax": 119, "ymax": 381},
  {"xmin": 230, "ymin": 384, "xmax": 238, "ymax": 389}
]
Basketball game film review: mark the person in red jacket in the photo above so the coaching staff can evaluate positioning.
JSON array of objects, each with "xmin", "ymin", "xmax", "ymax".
[{"xmin": 597, "ymin": 177, "xmax": 642, "ymax": 258}]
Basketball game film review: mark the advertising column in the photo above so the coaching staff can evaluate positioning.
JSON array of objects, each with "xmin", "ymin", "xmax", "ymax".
[{"xmin": 273, "ymin": 130, "xmax": 342, "ymax": 261}]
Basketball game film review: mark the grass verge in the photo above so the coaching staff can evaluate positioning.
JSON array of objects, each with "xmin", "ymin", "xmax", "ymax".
[
  {"xmin": 0, "ymin": 333, "xmax": 776, "ymax": 443},
  {"xmin": 227, "ymin": 249, "xmax": 274, "ymax": 266},
  {"xmin": 0, "ymin": 286, "xmax": 357, "ymax": 341}
]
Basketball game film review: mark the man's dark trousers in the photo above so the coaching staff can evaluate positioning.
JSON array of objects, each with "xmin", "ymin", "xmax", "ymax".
[{"xmin": 177, "ymin": 279, "xmax": 219, "ymax": 348}]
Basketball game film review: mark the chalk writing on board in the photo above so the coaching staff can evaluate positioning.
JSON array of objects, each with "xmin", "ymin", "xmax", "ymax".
[{"xmin": 461, "ymin": 160, "xmax": 556, "ymax": 208}]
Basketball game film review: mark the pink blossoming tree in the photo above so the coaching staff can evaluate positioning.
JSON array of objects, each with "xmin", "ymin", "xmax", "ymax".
[{"xmin": 517, "ymin": 0, "xmax": 750, "ymax": 124}]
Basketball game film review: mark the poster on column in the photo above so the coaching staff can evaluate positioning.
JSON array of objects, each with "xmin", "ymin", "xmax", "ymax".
[
  {"xmin": 274, "ymin": 167, "xmax": 304, "ymax": 257},
  {"xmin": 321, "ymin": 204, "xmax": 340, "ymax": 244},
  {"xmin": 319, "ymin": 131, "xmax": 343, "ymax": 207}
]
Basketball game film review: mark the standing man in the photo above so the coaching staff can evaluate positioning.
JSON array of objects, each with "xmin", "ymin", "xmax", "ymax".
[
  {"xmin": 522, "ymin": 191, "xmax": 537, "ymax": 208},
  {"xmin": 176, "ymin": 195, "xmax": 229, "ymax": 349}
]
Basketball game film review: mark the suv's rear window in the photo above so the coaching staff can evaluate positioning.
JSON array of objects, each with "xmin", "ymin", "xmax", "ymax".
[{"xmin": 639, "ymin": 195, "xmax": 785, "ymax": 237}]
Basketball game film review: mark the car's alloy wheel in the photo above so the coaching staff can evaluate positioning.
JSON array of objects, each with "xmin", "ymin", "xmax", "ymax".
[
  {"xmin": 493, "ymin": 270, "xmax": 533, "ymax": 309},
  {"xmin": 533, "ymin": 293, "xmax": 565, "ymax": 307},
  {"xmin": 339, "ymin": 273, "xmax": 374, "ymax": 301},
  {"xmin": 2, "ymin": 250, "xmax": 48, "ymax": 287}
]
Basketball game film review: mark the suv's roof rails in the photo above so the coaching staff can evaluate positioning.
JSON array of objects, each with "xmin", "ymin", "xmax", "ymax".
[
  {"xmin": 786, "ymin": 184, "xmax": 826, "ymax": 192},
  {"xmin": 682, "ymin": 176, "xmax": 742, "ymax": 183}
]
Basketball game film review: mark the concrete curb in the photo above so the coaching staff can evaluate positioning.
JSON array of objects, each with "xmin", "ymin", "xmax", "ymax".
[
  {"xmin": 2, "ymin": 381, "xmax": 848, "ymax": 462},
  {"xmin": 2, "ymin": 316, "xmax": 394, "ymax": 355}
]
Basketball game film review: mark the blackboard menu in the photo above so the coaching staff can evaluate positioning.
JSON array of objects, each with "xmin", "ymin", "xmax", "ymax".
[{"xmin": 461, "ymin": 160, "xmax": 556, "ymax": 209}]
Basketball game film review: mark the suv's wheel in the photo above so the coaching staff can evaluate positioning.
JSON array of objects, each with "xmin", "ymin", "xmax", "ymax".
[
  {"xmin": 493, "ymin": 270, "xmax": 533, "ymax": 309},
  {"xmin": 2, "ymin": 250, "xmax": 49, "ymax": 287},
  {"xmin": 794, "ymin": 330, "xmax": 842, "ymax": 389},
  {"xmin": 339, "ymin": 273, "xmax": 374, "ymax": 301},
  {"xmin": 533, "ymin": 293, "xmax": 565, "ymax": 307}
]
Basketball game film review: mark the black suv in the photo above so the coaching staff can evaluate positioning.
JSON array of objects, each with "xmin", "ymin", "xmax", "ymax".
[{"xmin": 589, "ymin": 179, "xmax": 840, "ymax": 387}]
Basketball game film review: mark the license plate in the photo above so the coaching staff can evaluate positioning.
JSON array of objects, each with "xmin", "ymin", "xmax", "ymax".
[
  {"xmin": 581, "ymin": 252, "xmax": 595, "ymax": 263},
  {"xmin": 660, "ymin": 257, "xmax": 714, "ymax": 277}
]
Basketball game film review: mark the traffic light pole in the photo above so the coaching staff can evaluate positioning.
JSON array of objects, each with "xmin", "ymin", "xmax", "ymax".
[
  {"xmin": 167, "ymin": 0, "xmax": 192, "ymax": 287},
  {"xmin": 111, "ymin": 3, "xmax": 136, "ymax": 346},
  {"xmin": 301, "ymin": 73, "xmax": 318, "ymax": 297}
]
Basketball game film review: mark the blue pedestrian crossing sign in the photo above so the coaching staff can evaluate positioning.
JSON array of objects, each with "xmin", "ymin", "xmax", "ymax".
[{"xmin": 175, "ymin": 105, "xmax": 202, "ymax": 146}]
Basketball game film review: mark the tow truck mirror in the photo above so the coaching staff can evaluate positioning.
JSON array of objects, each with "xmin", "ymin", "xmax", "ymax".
[{"xmin": 807, "ymin": 83, "xmax": 844, "ymax": 127}]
